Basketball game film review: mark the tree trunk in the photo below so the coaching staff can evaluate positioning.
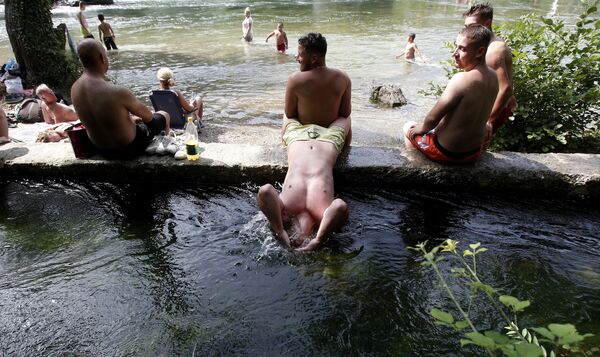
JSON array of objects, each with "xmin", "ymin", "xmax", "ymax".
[{"xmin": 5, "ymin": 0, "xmax": 80, "ymax": 93}]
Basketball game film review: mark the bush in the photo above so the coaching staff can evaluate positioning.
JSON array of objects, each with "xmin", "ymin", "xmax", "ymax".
[
  {"xmin": 492, "ymin": 1, "xmax": 600, "ymax": 153},
  {"xmin": 422, "ymin": 1, "xmax": 600, "ymax": 153}
]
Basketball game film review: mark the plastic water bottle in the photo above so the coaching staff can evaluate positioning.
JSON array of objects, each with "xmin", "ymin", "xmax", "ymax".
[{"xmin": 184, "ymin": 116, "xmax": 199, "ymax": 161}]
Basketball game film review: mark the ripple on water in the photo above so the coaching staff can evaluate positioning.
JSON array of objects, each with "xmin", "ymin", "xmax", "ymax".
[{"xmin": 1, "ymin": 179, "xmax": 600, "ymax": 355}]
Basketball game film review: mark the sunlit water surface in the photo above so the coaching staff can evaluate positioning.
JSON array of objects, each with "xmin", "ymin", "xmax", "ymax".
[
  {"xmin": 0, "ymin": 180, "xmax": 599, "ymax": 355},
  {"xmin": 0, "ymin": 0, "xmax": 589, "ymax": 145}
]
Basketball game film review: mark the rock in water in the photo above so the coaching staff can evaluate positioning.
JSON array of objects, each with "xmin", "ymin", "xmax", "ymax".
[{"xmin": 370, "ymin": 84, "xmax": 408, "ymax": 108}]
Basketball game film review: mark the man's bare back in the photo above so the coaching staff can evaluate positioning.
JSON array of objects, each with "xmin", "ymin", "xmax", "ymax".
[
  {"xmin": 257, "ymin": 33, "xmax": 351, "ymax": 252},
  {"xmin": 71, "ymin": 40, "xmax": 169, "ymax": 157},
  {"xmin": 403, "ymin": 25, "xmax": 498, "ymax": 165}
]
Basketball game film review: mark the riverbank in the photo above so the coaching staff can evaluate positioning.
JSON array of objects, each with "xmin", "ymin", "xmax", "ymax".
[{"xmin": 1, "ymin": 141, "xmax": 598, "ymax": 200}]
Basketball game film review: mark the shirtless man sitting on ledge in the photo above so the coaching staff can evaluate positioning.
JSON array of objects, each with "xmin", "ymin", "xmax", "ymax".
[
  {"xmin": 403, "ymin": 24, "xmax": 498, "ymax": 165},
  {"xmin": 71, "ymin": 39, "xmax": 170, "ymax": 159},
  {"xmin": 257, "ymin": 32, "xmax": 352, "ymax": 252}
]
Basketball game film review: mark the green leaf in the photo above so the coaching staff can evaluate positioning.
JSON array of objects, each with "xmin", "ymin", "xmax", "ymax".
[
  {"xmin": 557, "ymin": 333, "xmax": 584, "ymax": 345},
  {"xmin": 515, "ymin": 342, "xmax": 544, "ymax": 357},
  {"xmin": 587, "ymin": 6, "xmax": 597, "ymax": 15},
  {"xmin": 431, "ymin": 308, "xmax": 454, "ymax": 324},
  {"xmin": 462, "ymin": 332, "xmax": 496, "ymax": 348},
  {"xmin": 469, "ymin": 243, "xmax": 481, "ymax": 250},
  {"xmin": 547, "ymin": 323, "xmax": 576, "ymax": 338},
  {"xmin": 463, "ymin": 250, "xmax": 474, "ymax": 257},
  {"xmin": 484, "ymin": 330, "xmax": 510, "ymax": 344},
  {"xmin": 454, "ymin": 320, "xmax": 470, "ymax": 330},
  {"xmin": 531, "ymin": 327, "xmax": 555, "ymax": 341},
  {"xmin": 475, "ymin": 248, "xmax": 488, "ymax": 254},
  {"xmin": 543, "ymin": 18, "xmax": 554, "ymax": 26},
  {"xmin": 499, "ymin": 295, "xmax": 531, "ymax": 312},
  {"xmin": 470, "ymin": 282, "xmax": 497, "ymax": 295}
]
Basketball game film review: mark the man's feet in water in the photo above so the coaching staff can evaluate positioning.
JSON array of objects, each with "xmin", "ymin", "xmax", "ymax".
[
  {"xmin": 295, "ymin": 238, "xmax": 322, "ymax": 252},
  {"xmin": 273, "ymin": 229, "xmax": 292, "ymax": 250}
]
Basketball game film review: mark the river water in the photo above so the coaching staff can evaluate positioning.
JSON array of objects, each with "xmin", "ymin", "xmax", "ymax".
[
  {"xmin": 0, "ymin": 0, "xmax": 588, "ymax": 146},
  {"xmin": 0, "ymin": 180, "xmax": 599, "ymax": 355}
]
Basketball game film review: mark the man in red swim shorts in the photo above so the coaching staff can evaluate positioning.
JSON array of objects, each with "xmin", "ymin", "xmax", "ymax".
[{"xmin": 403, "ymin": 25, "xmax": 498, "ymax": 165}]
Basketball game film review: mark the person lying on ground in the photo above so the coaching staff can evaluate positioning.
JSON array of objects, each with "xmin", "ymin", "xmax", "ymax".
[
  {"xmin": 36, "ymin": 122, "xmax": 77, "ymax": 143},
  {"xmin": 156, "ymin": 67, "xmax": 203, "ymax": 122},
  {"xmin": 36, "ymin": 84, "xmax": 79, "ymax": 124},
  {"xmin": 71, "ymin": 39, "xmax": 170, "ymax": 159},
  {"xmin": 257, "ymin": 32, "xmax": 352, "ymax": 252},
  {"xmin": 402, "ymin": 24, "xmax": 498, "ymax": 165}
]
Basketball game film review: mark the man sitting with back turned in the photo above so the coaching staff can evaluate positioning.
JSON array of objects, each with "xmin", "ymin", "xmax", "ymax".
[
  {"xmin": 403, "ymin": 24, "xmax": 498, "ymax": 165},
  {"xmin": 257, "ymin": 33, "xmax": 352, "ymax": 252},
  {"xmin": 71, "ymin": 39, "xmax": 170, "ymax": 159}
]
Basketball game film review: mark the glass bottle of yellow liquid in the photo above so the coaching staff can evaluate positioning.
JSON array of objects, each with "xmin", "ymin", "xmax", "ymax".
[{"xmin": 184, "ymin": 117, "xmax": 199, "ymax": 161}]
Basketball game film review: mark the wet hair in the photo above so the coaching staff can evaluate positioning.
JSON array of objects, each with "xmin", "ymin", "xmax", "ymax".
[
  {"xmin": 277, "ymin": 22, "xmax": 284, "ymax": 27},
  {"xmin": 244, "ymin": 7, "xmax": 251, "ymax": 14},
  {"xmin": 459, "ymin": 24, "xmax": 492, "ymax": 50},
  {"xmin": 298, "ymin": 33, "xmax": 327, "ymax": 57},
  {"xmin": 98, "ymin": 14, "xmax": 105, "ymax": 21},
  {"xmin": 463, "ymin": 2, "xmax": 493, "ymax": 22},
  {"xmin": 408, "ymin": 33, "xmax": 416, "ymax": 40}
]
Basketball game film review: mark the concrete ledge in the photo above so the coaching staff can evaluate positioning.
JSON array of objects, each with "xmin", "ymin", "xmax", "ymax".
[{"xmin": 0, "ymin": 142, "xmax": 598, "ymax": 200}]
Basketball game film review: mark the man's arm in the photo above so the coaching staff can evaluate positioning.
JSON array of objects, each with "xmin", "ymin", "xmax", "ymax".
[
  {"xmin": 414, "ymin": 44, "xmax": 425, "ymax": 62},
  {"xmin": 338, "ymin": 75, "xmax": 352, "ymax": 119},
  {"xmin": 487, "ymin": 46, "xmax": 513, "ymax": 126},
  {"xmin": 121, "ymin": 88, "xmax": 153, "ymax": 122},
  {"xmin": 412, "ymin": 74, "xmax": 463, "ymax": 135},
  {"xmin": 284, "ymin": 32, "xmax": 288, "ymax": 48},
  {"xmin": 284, "ymin": 74, "xmax": 299, "ymax": 120},
  {"xmin": 98, "ymin": 25, "xmax": 103, "ymax": 41},
  {"xmin": 108, "ymin": 24, "xmax": 115, "ymax": 37},
  {"xmin": 41, "ymin": 102, "xmax": 55, "ymax": 124}
]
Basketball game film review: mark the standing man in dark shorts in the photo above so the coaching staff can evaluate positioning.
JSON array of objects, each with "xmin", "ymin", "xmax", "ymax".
[
  {"xmin": 71, "ymin": 39, "xmax": 170, "ymax": 159},
  {"xmin": 98, "ymin": 14, "xmax": 118, "ymax": 51}
]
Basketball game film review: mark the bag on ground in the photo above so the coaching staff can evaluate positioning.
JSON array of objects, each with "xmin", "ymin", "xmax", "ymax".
[{"xmin": 15, "ymin": 98, "xmax": 43, "ymax": 123}]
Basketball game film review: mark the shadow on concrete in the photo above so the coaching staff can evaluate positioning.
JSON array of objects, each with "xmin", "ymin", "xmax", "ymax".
[{"xmin": 0, "ymin": 146, "xmax": 29, "ymax": 161}]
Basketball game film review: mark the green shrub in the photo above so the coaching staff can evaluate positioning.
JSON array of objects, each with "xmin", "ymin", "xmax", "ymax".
[
  {"xmin": 411, "ymin": 240, "xmax": 597, "ymax": 356},
  {"xmin": 422, "ymin": 1, "xmax": 600, "ymax": 153},
  {"xmin": 493, "ymin": 1, "xmax": 600, "ymax": 153}
]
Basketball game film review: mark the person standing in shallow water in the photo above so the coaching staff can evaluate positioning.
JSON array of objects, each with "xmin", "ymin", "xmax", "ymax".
[
  {"xmin": 396, "ymin": 33, "xmax": 424, "ymax": 63},
  {"xmin": 98, "ymin": 14, "xmax": 118, "ymax": 51},
  {"xmin": 265, "ymin": 22, "xmax": 288, "ymax": 53},
  {"xmin": 242, "ymin": 7, "xmax": 253, "ymax": 42},
  {"xmin": 77, "ymin": 2, "xmax": 94, "ymax": 39},
  {"xmin": 257, "ymin": 33, "xmax": 352, "ymax": 252}
]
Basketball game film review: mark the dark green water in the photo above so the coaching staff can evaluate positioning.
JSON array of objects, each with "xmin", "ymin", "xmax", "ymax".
[{"xmin": 1, "ymin": 180, "xmax": 599, "ymax": 355}]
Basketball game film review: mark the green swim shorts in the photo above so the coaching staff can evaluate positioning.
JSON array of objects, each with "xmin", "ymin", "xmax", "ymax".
[{"xmin": 282, "ymin": 119, "xmax": 346, "ymax": 153}]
